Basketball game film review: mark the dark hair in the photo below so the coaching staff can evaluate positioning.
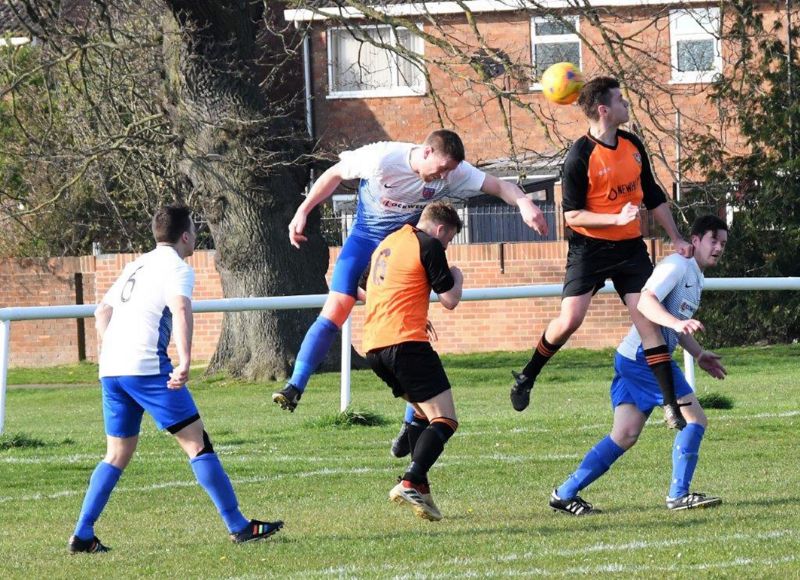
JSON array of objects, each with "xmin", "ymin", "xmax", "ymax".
[
  {"xmin": 421, "ymin": 201, "xmax": 463, "ymax": 233},
  {"xmin": 577, "ymin": 76, "xmax": 620, "ymax": 120},
  {"xmin": 424, "ymin": 129, "xmax": 466, "ymax": 163},
  {"xmin": 151, "ymin": 204, "xmax": 193, "ymax": 244},
  {"xmin": 690, "ymin": 215, "xmax": 728, "ymax": 238}
]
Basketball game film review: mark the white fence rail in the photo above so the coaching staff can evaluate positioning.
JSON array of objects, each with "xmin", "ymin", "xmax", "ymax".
[{"xmin": 2, "ymin": 277, "xmax": 799, "ymax": 433}]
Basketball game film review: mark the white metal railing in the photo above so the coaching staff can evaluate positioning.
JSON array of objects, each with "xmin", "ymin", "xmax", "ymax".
[{"xmin": 1, "ymin": 277, "xmax": 799, "ymax": 433}]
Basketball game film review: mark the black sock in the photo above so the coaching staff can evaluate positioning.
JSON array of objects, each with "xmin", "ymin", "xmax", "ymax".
[
  {"xmin": 406, "ymin": 413, "xmax": 429, "ymax": 458},
  {"xmin": 404, "ymin": 418, "xmax": 457, "ymax": 484},
  {"xmin": 522, "ymin": 333, "xmax": 564, "ymax": 379},
  {"xmin": 644, "ymin": 345, "xmax": 677, "ymax": 405}
]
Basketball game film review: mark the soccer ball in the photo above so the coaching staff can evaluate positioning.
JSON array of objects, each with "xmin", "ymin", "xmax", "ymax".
[{"xmin": 540, "ymin": 62, "xmax": 584, "ymax": 105}]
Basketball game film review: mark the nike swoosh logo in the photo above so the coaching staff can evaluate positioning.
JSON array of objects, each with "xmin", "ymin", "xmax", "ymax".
[
  {"xmin": 384, "ymin": 183, "xmax": 399, "ymax": 188},
  {"xmin": 685, "ymin": 284, "xmax": 693, "ymax": 288}
]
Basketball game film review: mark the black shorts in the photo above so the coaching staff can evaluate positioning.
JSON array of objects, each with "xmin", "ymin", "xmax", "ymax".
[
  {"xmin": 562, "ymin": 231, "xmax": 653, "ymax": 301},
  {"xmin": 366, "ymin": 341, "xmax": 451, "ymax": 403}
]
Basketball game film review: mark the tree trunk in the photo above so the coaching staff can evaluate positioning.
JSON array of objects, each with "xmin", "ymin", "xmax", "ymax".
[{"xmin": 160, "ymin": 1, "xmax": 345, "ymax": 380}]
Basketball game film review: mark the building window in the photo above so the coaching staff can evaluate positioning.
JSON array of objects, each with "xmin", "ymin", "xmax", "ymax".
[
  {"xmin": 670, "ymin": 8, "xmax": 721, "ymax": 83},
  {"xmin": 530, "ymin": 16, "xmax": 581, "ymax": 89},
  {"xmin": 327, "ymin": 25, "xmax": 425, "ymax": 98}
]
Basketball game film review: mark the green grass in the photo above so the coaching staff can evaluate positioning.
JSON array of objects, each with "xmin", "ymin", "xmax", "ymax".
[{"xmin": 1, "ymin": 345, "xmax": 798, "ymax": 577}]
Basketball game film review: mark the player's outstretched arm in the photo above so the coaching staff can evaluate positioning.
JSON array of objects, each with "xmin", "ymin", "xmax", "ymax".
[
  {"xmin": 650, "ymin": 203, "xmax": 692, "ymax": 258},
  {"xmin": 289, "ymin": 163, "xmax": 346, "ymax": 249},
  {"xmin": 167, "ymin": 295, "xmax": 193, "ymax": 389},
  {"xmin": 480, "ymin": 175, "xmax": 548, "ymax": 235}
]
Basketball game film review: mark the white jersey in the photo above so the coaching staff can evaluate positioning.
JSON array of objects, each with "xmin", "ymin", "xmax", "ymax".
[
  {"xmin": 338, "ymin": 141, "xmax": 486, "ymax": 242},
  {"xmin": 617, "ymin": 254, "xmax": 704, "ymax": 360},
  {"xmin": 99, "ymin": 246, "xmax": 195, "ymax": 377}
]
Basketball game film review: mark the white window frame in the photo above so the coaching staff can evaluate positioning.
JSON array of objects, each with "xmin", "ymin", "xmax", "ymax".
[
  {"xmin": 669, "ymin": 8, "xmax": 722, "ymax": 84},
  {"xmin": 530, "ymin": 15, "xmax": 581, "ymax": 92},
  {"xmin": 327, "ymin": 24, "xmax": 425, "ymax": 99}
]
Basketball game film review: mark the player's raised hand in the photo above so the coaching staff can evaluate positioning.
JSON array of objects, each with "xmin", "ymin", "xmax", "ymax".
[
  {"xmin": 615, "ymin": 202, "xmax": 639, "ymax": 226},
  {"xmin": 518, "ymin": 197, "xmax": 549, "ymax": 236},
  {"xmin": 672, "ymin": 318, "xmax": 704, "ymax": 335},
  {"xmin": 698, "ymin": 350, "xmax": 726, "ymax": 379},
  {"xmin": 288, "ymin": 210, "xmax": 309, "ymax": 248}
]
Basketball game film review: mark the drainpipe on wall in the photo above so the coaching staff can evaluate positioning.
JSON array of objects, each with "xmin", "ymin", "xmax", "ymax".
[
  {"xmin": 302, "ymin": 27, "xmax": 316, "ymax": 189},
  {"xmin": 303, "ymin": 30, "xmax": 314, "ymax": 142}
]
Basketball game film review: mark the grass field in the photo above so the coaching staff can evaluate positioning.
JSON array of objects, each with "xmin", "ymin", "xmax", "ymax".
[{"xmin": 1, "ymin": 345, "xmax": 798, "ymax": 578}]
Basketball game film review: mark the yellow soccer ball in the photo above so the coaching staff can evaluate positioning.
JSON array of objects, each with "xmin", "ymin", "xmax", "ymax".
[{"xmin": 540, "ymin": 62, "xmax": 584, "ymax": 105}]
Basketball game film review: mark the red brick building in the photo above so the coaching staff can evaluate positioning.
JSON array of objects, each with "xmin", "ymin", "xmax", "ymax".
[{"xmin": 284, "ymin": 1, "xmax": 755, "ymax": 198}]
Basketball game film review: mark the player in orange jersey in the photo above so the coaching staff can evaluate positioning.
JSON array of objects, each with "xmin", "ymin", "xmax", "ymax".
[
  {"xmin": 511, "ymin": 77, "xmax": 693, "ymax": 430},
  {"xmin": 363, "ymin": 201, "xmax": 464, "ymax": 521}
]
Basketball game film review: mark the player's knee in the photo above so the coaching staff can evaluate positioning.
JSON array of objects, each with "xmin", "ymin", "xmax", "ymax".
[
  {"xmin": 430, "ymin": 417, "xmax": 458, "ymax": 443},
  {"xmin": 103, "ymin": 452, "xmax": 132, "ymax": 470},
  {"xmin": 321, "ymin": 293, "xmax": 355, "ymax": 325},
  {"xmin": 557, "ymin": 312, "xmax": 585, "ymax": 335},
  {"xmin": 611, "ymin": 428, "xmax": 639, "ymax": 450}
]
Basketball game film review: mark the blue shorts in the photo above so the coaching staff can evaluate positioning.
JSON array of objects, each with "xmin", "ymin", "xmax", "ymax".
[
  {"xmin": 610, "ymin": 349, "xmax": 694, "ymax": 415},
  {"xmin": 329, "ymin": 231, "xmax": 379, "ymax": 297},
  {"xmin": 101, "ymin": 375, "xmax": 200, "ymax": 438}
]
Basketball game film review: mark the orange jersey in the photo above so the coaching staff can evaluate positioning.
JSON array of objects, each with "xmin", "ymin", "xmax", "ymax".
[
  {"xmin": 363, "ymin": 224, "xmax": 454, "ymax": 352},
  {"xmin": 562, "ymin": 129, "xmax": 667, "ymax": 241}
]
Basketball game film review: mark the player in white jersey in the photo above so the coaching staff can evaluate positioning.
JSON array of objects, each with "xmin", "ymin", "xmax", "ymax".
[
  {"xmin": 548, "ymin": 216, "xmax": 728, "ymax": 516},
  {"xmin": 273, "ymin": 130, "xmax": 549, "ymax": 445},
  {"xmin": 69, "ymin": 205, "xmax": 282, "ymax": 554}
]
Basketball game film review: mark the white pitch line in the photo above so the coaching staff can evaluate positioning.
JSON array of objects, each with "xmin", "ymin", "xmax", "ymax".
[
  {"xmin": 0, "ymin": 451, "xmax": 583, "ymax": 503},
  {"xmin": 501, "ymin": 555, "xmax": 798, "ymax": 577},
  {"xmin": 284, "ymin": 530, "xmax": 796, "ymax": 578},
  {"xmin": 0, "ymin": 466, "xmax": 392, "ymax": 504}
]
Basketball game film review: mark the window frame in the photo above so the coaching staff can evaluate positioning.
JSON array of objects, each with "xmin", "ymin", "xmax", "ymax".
[
  {"xmin": 326, "ymin": 24, "xmax": 426, "ymax": 99},
  {"xmin": 669, "ymin": 7, "xmax": 722, "ymax": 84},
  {"xmin": 529, "ymin": 15, "xmax": 582, "ymax": 92}
]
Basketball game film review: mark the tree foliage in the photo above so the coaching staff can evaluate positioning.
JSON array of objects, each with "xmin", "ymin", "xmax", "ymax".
[
  {"xmin": 682, "ymin": 0, "xmax": 800, "ymax": 345},
  {"xmin": 0, "ymin": 1, "xmax": 179, "ymax": 256}
]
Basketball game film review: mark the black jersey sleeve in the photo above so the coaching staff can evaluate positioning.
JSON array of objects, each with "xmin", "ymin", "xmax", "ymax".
[
  {"xmin": 561, "ymin": 136, "xmax": 594, "ymax": 212},
  {"xmin": 416, "ymin": 230, "xmax": 455, "ymax": 295},
  {"xmin": 620, "ymin": 130, "xmax": 668, "ymax": 210}
]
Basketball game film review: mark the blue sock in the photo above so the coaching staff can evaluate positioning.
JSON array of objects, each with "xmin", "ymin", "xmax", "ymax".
[
  {"xmin": 190, "ymin": 453, "xmax": 249, "ymax": 533},
  {"xmin": 669, "ymin": 423, "xmax": 706, "ymax": 499},
  {"xmin": 290, "ymin": 316, "xmax": 340, "ymax": 391},
  {"xmin": 403, "ymin": 404, "xmax": 415, "ymax": 424},
  {"xmin": 557, "ymin": 436, "xmax": 625, "ymax": 500},
  {"xmin": 73, "ymin": 461, "xmax": 123, "ymax": 540}
]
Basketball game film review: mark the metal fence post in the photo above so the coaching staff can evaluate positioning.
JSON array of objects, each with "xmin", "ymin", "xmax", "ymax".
[
  {"xmin": 683, "ymin": 348, "xmax": 696, "ymax": 389},
  {"xmin": 340, "ymin": 315, "xmax": 352, "ymax": 412},
  {"xmin": 0, "ymin": 320, "xmax": 10, "ymax": 434}
]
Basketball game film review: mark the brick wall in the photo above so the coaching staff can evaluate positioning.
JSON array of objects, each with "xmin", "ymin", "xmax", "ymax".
[
  {"xmin": 308, "ymin": 8, "xmax": 759, "ymax": 192},
  {"xmin": 2, "ymin": 240, "xmax": 670, "ymax": 367},
  {"xmin": 0, "ymin": 257, "xmax": 96, "ymax": 367}
]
